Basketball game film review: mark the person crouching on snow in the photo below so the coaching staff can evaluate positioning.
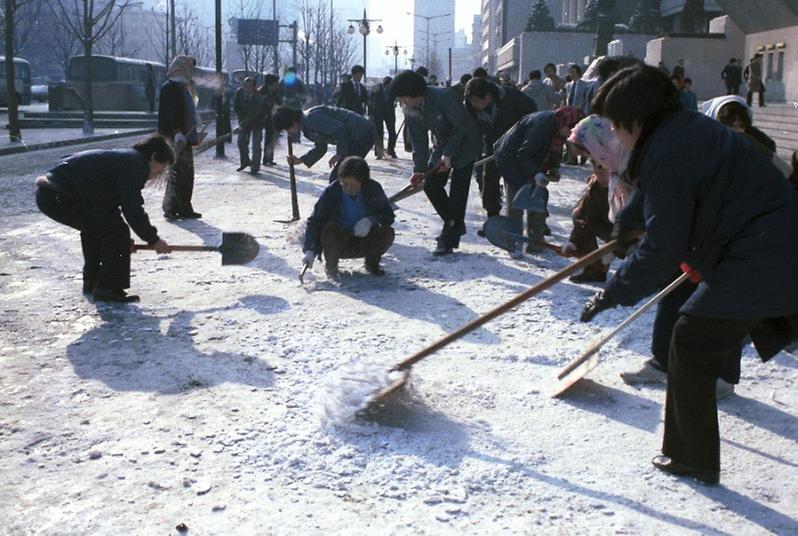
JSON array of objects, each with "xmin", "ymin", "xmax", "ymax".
[
  {"xmin": 301, "ymin": 157, "xmax": 395, "ymax": 280},
  {"xmin": 35, "ymin": 135, "xmax": 174, "ymax": 303}
]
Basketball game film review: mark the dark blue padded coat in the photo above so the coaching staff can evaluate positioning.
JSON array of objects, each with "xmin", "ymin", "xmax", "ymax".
[
  {"xmin": 606, "ymin": 108, "xmax": 798, "ymax": 319},
  {"xmin": 303, "ymin": 179, "xmax": 395, "ymax": 255},
  {"xmin": 493, "ymin": 111, "xmax": 556, "ymax": 190}
]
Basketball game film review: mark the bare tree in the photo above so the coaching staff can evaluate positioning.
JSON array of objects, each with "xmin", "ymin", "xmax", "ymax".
[
  {"xmin": 96, "ymin": 8, "xmax": 144, "ymax": 57},
  {"xmin": 294, "ymin": 0, "xmax": 355, "ymax": 90},
  {"xmin": 173, "ymin": 4, "xmax": 211, "ymax": 66},
  {"xmin": 145, "ymin": 6, "xmax": 169, "ymax": 66},
  {"xmin": 47, "ymin": 0, "xmax": 133, "ymax": 134},
  {"xmin": 52, "ymin": 19, "xmax": 78, "ymax": 78}
]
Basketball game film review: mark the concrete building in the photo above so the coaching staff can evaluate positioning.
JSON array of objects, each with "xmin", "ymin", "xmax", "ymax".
[
  {"xmin": 560, "ymin": 0, "xmax": 639, "ymax": 28},
  {"xmin": 480, "ymin": 0, "xmax": 549, "ymax": 72},
  {"xmin": 646, "ymin": 0, "xmax": 798, "ymax": 103}
]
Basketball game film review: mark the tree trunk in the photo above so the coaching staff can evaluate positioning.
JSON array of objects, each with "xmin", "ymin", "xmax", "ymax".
[
  {"xmin": 83, "ymin": 40, "xmax": 94, "ymax": 135},
  {"xmin": 5, "ymin": 0, "xmax": 21, "ymax": 141}
]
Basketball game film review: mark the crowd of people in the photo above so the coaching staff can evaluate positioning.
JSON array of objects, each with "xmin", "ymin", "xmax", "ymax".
[{"xmin": 33, "ymin": 53, "xmax": 798, "ymax": 488}]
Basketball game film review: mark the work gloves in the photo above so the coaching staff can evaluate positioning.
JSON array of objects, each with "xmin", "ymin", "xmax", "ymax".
[
  {"xmin": 302, "ymin": 250, "xmax": 315, "ymax": 268},
  {"xmin": 353, "ymin": 217, "xmax": 373, "ymax": 238},
  {"xmin": 611, "ymin": 222, "xmax": 642, "ymax": 259},
  {"xmin": 580, "ymin": 290, "xmax": 616, "ymax": 322}
]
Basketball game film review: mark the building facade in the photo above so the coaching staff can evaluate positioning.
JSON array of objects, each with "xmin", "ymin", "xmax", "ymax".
[{"xmin": 412, "ymin": 0, "xmax": 456, "ymax": 77}]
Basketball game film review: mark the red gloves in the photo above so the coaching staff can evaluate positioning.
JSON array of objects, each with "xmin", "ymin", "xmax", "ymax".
[{"xmin": 680, "ymin": 262, "xmax": 701, "ymax": 283}]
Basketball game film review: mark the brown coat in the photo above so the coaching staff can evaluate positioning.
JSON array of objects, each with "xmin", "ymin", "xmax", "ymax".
[{"xmin": 744, "ymin": 58, "xmax": 763, "ymax": 92}]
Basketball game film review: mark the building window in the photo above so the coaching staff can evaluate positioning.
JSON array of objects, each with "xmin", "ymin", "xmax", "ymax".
[
  {"xmin": 777, "ymin": 51, "xmax": 785, "ymax": 81},
  {"xmin": 766, "ymin": 52, "xmax": 774, "ymax": 80}
]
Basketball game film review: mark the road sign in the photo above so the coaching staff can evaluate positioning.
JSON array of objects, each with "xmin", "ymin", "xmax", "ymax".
[{"xmin": 237, "ymin": 19, "xmax": 279, "ymax": 46}]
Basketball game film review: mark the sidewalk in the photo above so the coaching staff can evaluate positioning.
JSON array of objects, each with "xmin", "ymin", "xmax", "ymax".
[{"xmin": 0, "ymin": 103, "xmax": 154, "ymax": 155}]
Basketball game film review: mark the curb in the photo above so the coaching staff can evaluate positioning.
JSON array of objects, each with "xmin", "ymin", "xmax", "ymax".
[{"xmin": 0, "ymin": 128, "xmax": 156, "ymax": 156}]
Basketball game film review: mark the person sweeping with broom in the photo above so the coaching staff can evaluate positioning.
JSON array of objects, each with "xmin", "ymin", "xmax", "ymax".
[
  {"xmin": 35, "ymin": 135, "xmax": 174, "ymax": 303},
  {"xmin": 580, "ymin": 65, "xmax": 798, "ymax": 486}
]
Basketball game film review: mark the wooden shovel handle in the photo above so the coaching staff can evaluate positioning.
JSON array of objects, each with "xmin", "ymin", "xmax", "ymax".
[
  {"xmin": 132, "ymin": 244, "xmax": 217, "ymax": 252},
  {"xmin": 392, "ymin": 240, "xmax": 618, "ymax": 371}
]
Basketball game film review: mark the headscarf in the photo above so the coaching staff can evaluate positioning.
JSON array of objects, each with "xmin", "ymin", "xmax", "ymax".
[
  {"xmin": 167, "ymin": 55, "xmax": 196, "ymax": 85},
  {"xmin": 567, "ymin": 115, "xmax": 628, "ymax": 174},
  {"xmin": 700, "ymin": 95, "xmax": 751, "ymax": 121},
  {"xmin": 567, "ymin": 114, "xmax": 633, "ymax": 222},
  {"xmin": 544, "ymin": 106, "xmax": 584, "ymax": 172}
]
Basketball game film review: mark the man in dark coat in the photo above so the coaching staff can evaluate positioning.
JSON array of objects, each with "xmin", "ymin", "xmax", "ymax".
[
  {"xmin": 721, "ymin": 58, "xmax": 742, "ymax": 96},
  {"xmin": 391, "ymin": 69, "xmax": 481, "ymax": 255},
  {"xmin": 465, "ymin": 77, "xmax": 537, "ymax": 217},
  {"xmin": 273, "ymin": 105, "xmax": 375, "ymax": 183},
  {"xmin": 258, "ymin": 74, "xmax": 281, "ymax": 166},
  {"xmin": 744, "ymin": 54, "xmax": 765, "ymax": 107},
  {"xmin": 369, "ymin": 76, "xmax": 397, "ymax": 159},
  {"xmin": 35, "ymin": 136, "xmax": 174, "ymax": 302},
  {"xmin": 335, "ymin": 65, "xmax": 368, "ymax": 115},
  {"xmin": 158, "ymin": 55, "xmax": 201, "ymax": 220},
  {"xmin": 233, "ymin": 77, "xmax": 267, "ymax": 174},
  {"xmin": 583, "ymin": 65, "xmax": 798, "ymax": 485},
  {"xmin": 302, "ymin": 157, "xmax": 395, "ymax": 279}
]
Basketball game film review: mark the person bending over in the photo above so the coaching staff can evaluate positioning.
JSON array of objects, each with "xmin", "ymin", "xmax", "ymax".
[
  {"xmin": 273, "ymin": 105, "xmax": 375, "ymax": 184},
  {"xmin": 35, "ymin": 136, "xmax": 174, "ymax": 303}
]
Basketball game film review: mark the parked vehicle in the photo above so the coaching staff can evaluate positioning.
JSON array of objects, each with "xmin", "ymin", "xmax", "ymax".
[{"xmin": 0, "ymin": 56, "xmax": 32, "ymax": 107}]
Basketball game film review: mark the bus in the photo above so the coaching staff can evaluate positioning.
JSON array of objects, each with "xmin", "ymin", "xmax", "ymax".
[
  {"xmin": 51, "ymin": 55, "xmax": 228, "ymax": 112},
  {"xmin": 0, "ymin": 57, "xmax": 32, "ymax": 107}
]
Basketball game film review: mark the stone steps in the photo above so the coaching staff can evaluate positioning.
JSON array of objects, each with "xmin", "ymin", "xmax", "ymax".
[{"xmin": 751, "ymin": 104, "xmax": 798, "ymax": 159}]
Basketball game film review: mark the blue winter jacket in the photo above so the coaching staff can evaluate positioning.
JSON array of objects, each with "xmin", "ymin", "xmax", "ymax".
[
  {"xmin": 493, "ymin": 111, "xmax": 556, "ymax": 190},
  {"xmin": 607, "ymin": 108, "xmax": 798, "ymax": 319},
  {"xmin": 303, "ymin": 179, "xmax": 395, "ymax": 255}
]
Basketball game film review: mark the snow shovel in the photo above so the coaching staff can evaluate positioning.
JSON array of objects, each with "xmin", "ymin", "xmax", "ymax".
[
  {"xmin": 364, "ymin": 240, "xmax": 619, "ymax": 409},
  {"xmin": 275, "ymin": 138, "xmax": 301, "ymax": 223},
  {"xmin": 551, "ymin": 272, "xmax": 690, "ymax": 397},
  {"xmin": 132, "ymin": 232, "xmax": 260, "ymax": 265},
  {"xmin": 482, "ymin": 216, "xmax": 563, "ymax": 256},
  {"xmin": 387, "ymin": 162, "xmax": 443, "ymax": 209}
]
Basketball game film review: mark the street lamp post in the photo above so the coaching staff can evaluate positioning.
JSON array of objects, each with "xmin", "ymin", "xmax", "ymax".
[
  {"xmin": 407, "ymin": 11, "xmax": 451, "ymax": 70},
  {"xmin": 385, "ymin": 41, "xmax": 408, "ymax": 75},
  {"xmin": 347, "ymin": 9, "xmax": 382, "ymax": 77}
]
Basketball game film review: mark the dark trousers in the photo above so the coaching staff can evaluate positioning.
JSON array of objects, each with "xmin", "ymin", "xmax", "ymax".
[
  {"xmin": 651, "ymin": 280, "xmax": 742, "ymax": 384},
  {"xmin": 237, "ymin": 125, "xmax": 263, "ymax": 172},
  {"xmin": 262, "ymin": 118, "xmax": 276, "ymax": 164},
  {"xmin": 663, "ymin": 315, "xmax": 760, "ymax": 472},
  {"xmin": 373, "ymin": 115, "xmax": 397, "ymax": 156},
  {"xmin": 36, "ymin": 188, "xmax": 131, "ymax": 290},
  {"xmin": 321, "ymin": 222, "xmax": 395, "ymax": 269},
  {"xmin": 424, "ymin": 164, "xmax": 473, "ymax": 241},
  {"xmin": 162, "ymin": 140, "xmax": 196, "ymax": 216},
  {"xmin": 725, "ymin": 84, "xmax": 740, "ymax": 96},
  {"xmin": 402, "ymin": 121, "xmax": 412, "ymax": 152},
  {"xmin": 328, "ymin": 137, "xmax": 374, "ymax": 183},
  {"xmin": 481, "ymin": 159, "xmax": 502, "ymax": 218},
  {"xmin": 746, "ymin": 89, "xmax": 765, "ymax": 107}
]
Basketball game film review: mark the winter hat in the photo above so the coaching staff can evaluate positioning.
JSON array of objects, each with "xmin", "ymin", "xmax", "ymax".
[{"xmin": 167, "ymin": 55, "xmax": 196, "ymax": 84}]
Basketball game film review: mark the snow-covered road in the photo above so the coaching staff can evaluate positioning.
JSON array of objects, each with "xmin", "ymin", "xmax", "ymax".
[{"xmin": 1, "ymin": 135, "xmax": 795, "ymax": 535}]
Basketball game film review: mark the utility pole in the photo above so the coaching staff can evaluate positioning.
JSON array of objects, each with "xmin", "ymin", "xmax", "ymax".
[
  {"xmin": 169, "ymin": 0, "xmax": 176, "ymax": 59},
  {"xmin": 214, "ymin": 0, "xmax": 224, "ymax": 158},
  {"xmin": 347, "ymin": 10, "xmax": 382, "ymax": 78},
  {"xmin": 292, "ymin": 21, "xmax": 298, "ymax": 69},
  {"xmin": 273, "ymin": 0, "xmax": 279, "ymax": 74},
  {"xmin": 408, "ymin": 11, "xmax": 451, "ymax": 69}
]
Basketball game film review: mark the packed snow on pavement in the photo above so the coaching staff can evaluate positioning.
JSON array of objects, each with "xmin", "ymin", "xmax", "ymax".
[{"xmin": 0, "ymin": 136, "xmax": 796, "ymax": 535}]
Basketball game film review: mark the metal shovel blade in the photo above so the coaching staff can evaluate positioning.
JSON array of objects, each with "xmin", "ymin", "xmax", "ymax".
[
  {"xmin": 360, "ymin": 370, "xmax": 411, "ymax": 415},
  {"xmin": 482, "ymin": 215, "xmax": 529, "ymax": 252},
  {"xmin": 219, "ymin": 232, "xmax": 260, "ymax": 265}
]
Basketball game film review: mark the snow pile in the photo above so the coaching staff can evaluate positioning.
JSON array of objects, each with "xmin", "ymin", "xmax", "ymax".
[{"xmin": 317, "ymin": 358, "xmax": 408, "ymax": 427}]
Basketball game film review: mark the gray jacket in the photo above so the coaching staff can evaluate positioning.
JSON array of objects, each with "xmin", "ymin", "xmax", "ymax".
[
  {"xmin": 299, "ymin": 105, "xmax": 374, "ymax": 167},
  {"xmin": 522, "ymin": 80, "xmax": 561, "ymax": 111},
  {"xmin": 405, "ymin": 87, "xmax": 480, "ymax": 172}
]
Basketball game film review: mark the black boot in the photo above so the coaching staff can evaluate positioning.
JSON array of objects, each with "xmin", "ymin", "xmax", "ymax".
[
  {"xmin": 94, "ymin": 287, "xmax": 140, "ymax": 303},
  {"xmin": 651, "ymin": 455, "xmax": 719, "ymax": 486}
]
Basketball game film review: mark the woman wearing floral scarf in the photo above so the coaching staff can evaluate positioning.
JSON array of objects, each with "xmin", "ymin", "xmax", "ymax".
[{"xmin": 562, "ymin": 114, "xmax": 631, "ymax": 282}]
